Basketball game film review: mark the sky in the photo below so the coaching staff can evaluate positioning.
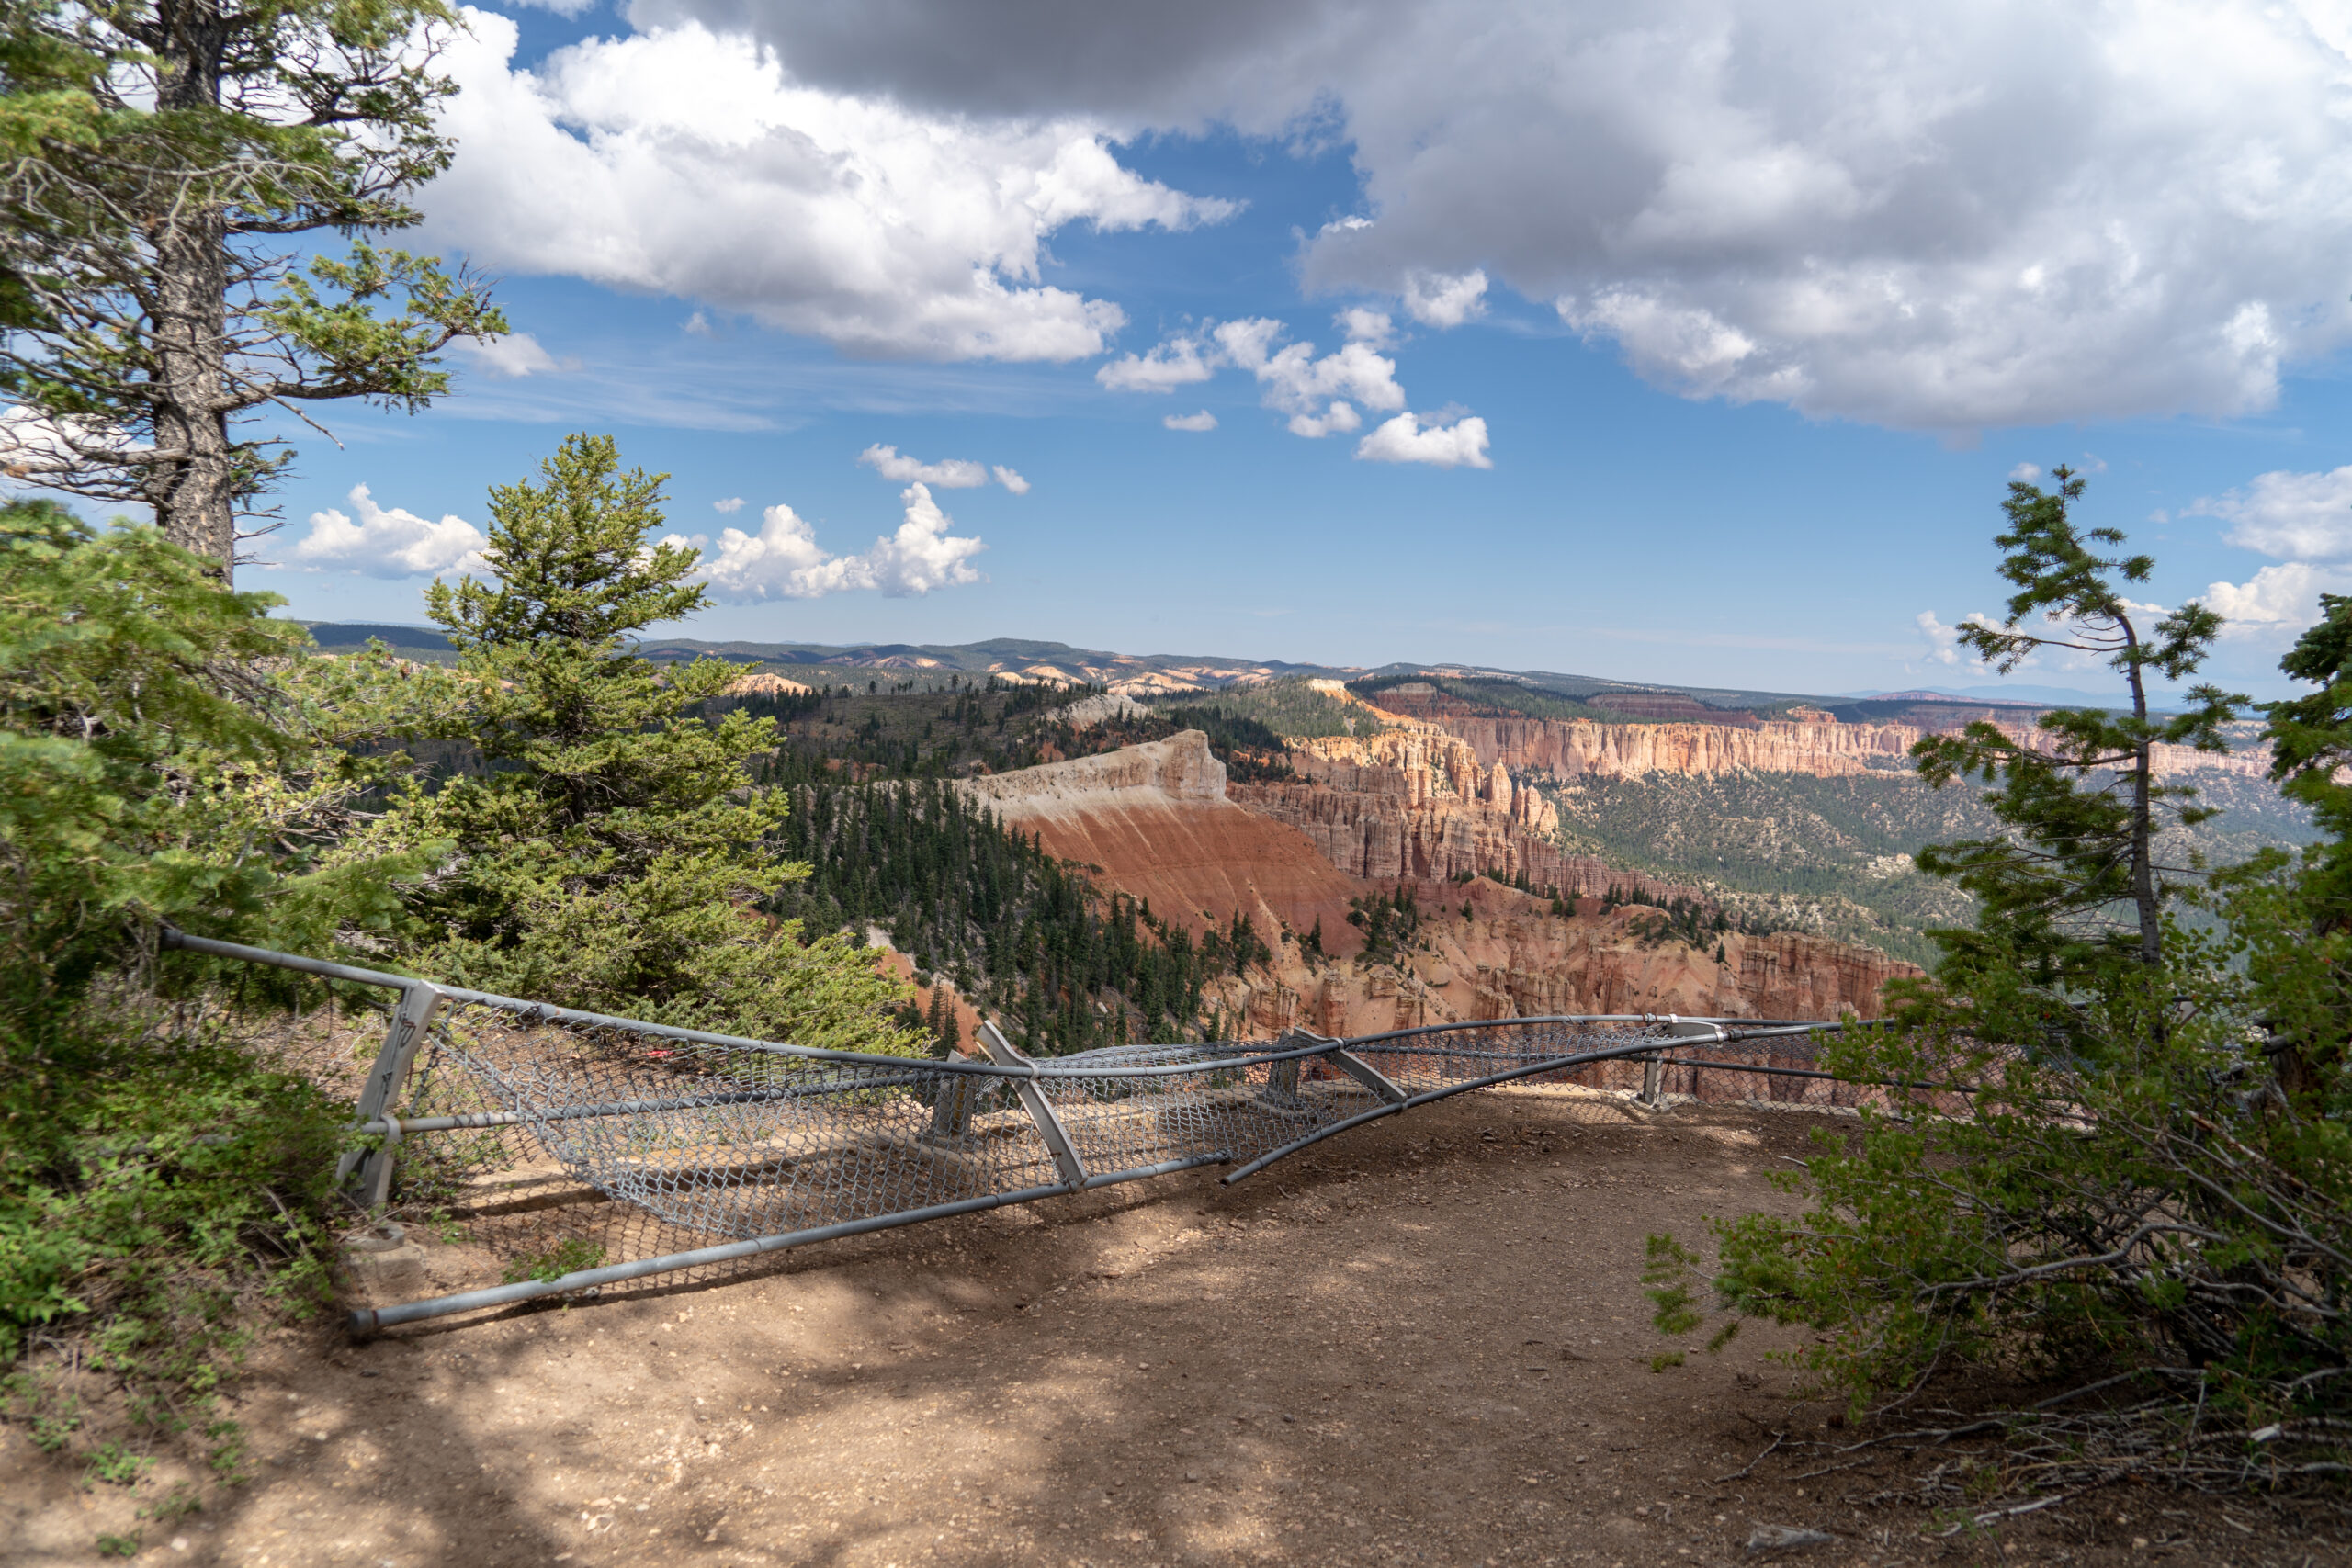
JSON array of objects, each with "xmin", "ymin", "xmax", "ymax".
[{"xmin": 228, "ymin": 0, "xmax": 2352, "ymax": 701}]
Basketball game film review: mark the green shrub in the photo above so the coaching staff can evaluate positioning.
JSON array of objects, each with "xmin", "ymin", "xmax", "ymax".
[{"xmin": 1645, "ymin": 470, "xmax": 2352, "ymax": 1491}]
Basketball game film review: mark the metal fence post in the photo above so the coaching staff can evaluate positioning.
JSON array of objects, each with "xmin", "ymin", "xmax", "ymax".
[
  {"xmin": 1645, "ymin": 1019, "xmax": 1716, "ymax": 1108},
  {"xmin": 338, "ymin": 982, "xmax": 445, "ymax": 1204},
  {"xmin": 1264, "ymin": 1026, "xmax": 1316, "ymax": 1101},
  {"xmin": 978, "ymin": 1021, "xmax": 1089, "ymax": 1191},
  {"xmin": 924, "ymin": 1068, "xmax": 983, "ymax": 1143}
]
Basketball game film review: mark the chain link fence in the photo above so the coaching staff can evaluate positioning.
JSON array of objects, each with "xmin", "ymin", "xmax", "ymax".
[{"xmin": 164, "ymin": 930, "xmax": 1962, "ymax": 1336}]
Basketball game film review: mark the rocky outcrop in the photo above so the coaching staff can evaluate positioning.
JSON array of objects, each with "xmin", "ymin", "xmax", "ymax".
[
  {"xmin": 1231, "ymin": 727, "xmax": 1709, "ymax": 907},
  {"xmin": 1056, "ymin": 692, "xmax": 1151, "ymax": 730},
  {"xmin": 957, "ymin": 732, "xmax": 1368, "ymax": 951},
  {"xmin": 1195, "ymin": 879, "xmax": 1919, "ymax": 1043},
  {"xmin": 1391, "ymin": 706, "xmax": 2274, "ymax": 783},
  {"xmin": 723, "ymin": 671, "xmax": 812, "ymax": 697},
  {"xmin": 1420, "ymin": 712, "xmax": 1917, "ymax": 779}
]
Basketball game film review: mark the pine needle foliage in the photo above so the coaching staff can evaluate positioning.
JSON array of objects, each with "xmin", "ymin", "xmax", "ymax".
[
  {"xmin": 0, "ymin": 0, "xmax": 503, "ymax": 575},
  {"xmin": 1644, "ymin": 473, "xmax": 2352, "ymax": 1495},
  {"xmin": 391, "ymin": 434, "xmax": 916, "ymax": 1053}
]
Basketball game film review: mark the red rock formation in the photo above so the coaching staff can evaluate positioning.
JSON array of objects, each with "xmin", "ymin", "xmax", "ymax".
[
  {"xmin": 957, "ymin": 731, "xmax": 1369, "ymax": 953},
  {"xmin": 1232, "ymin": 728, "xmax": 1710, "ymax": 907},
  {"xmin": 1196, "ymin": 880, "xmax": 1920, "ymax": 1046}
]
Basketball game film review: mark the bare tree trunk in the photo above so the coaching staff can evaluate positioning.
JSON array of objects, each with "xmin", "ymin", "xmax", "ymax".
[
  {"xmin": 2122, "ymin": 626, "xmax": 2161, "ymax": 967},
  {"xmin": 142, "ymin": 0, "xmax": 236, "ymax": 582}
]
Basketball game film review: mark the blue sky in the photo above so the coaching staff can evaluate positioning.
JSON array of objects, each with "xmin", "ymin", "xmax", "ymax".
[{"xmin": 240, "ymin": 0, "xmax": 2352, "ymax": 701}]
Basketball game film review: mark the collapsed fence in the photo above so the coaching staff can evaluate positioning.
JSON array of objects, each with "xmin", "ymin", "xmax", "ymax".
[{"xmin": 164, "ymin": 929, "xmax": 1968, "ymax": 1337}]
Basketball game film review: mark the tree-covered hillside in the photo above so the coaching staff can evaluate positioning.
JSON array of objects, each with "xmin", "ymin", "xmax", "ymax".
[{"xmin": 1540, "ymin": 768, "xmax": 2315, "ymax": 966}]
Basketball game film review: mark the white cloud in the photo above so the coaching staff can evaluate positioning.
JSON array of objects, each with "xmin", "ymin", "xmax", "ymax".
[
  {"xmin": 2188, "ymin": 466, "xmax": 2352, "ymax": 562},
  {"xmin": 664, "ymin": 0, "xmax": 2352, "ymax": 431},
  {"xmin": 425, "ymin": 11, "xmax": 1236, "ymax": 363},
  {"xmin": 448, "ymin": 333, "xmax": 564, "ymax": 378},
  {"xmin": 1915, "ymin": 609, "xmax": 2012, "ymax": 666},
  {"xmin": 1096, "ymin": 333, "xmax": 1216, "ymax": 392},
  {"xmin": 509, "ymin": 0, "xmax": 597, "ymax": 15},
  {"xmin": 1097, "ymin": 315, "xmax": 1483, "ymax": 458},
  {"xmin": 2203, "ymin": 562, "xmax": 2348, "ymax": 640},
  {"xmin": 1212, "ymin": 317, "xmax": 1408, "ymax": 438},
  {"xmin": 1356, "ymin": 412, "xmax": 1492, "ymax": 469},
  {"xmin": 288, "ymin": 485, "xmax": 489, "ymax": 579},
  {"xmin": 991, "ymin": 465, "xmax": 1031, "ymax": 494},
  {"xmin": 692, "ymin": 481, "xmax": 984, "ymax": 599},
  {"xmin": 1401, "ymin": 269, "xmax": 1487, "ymax": 329},
  {"xmin": 1337, "ymin": 307, "xmax": 1395, "ymax": 346},
  {"xmin": 2008, "ymin": 462, "xmax": 2041, "ymax": 483},
  {"xmin": 858, "ymin": 443, "xmax": 989, "ymax": 488},
  {"xmin": 713, "ymin": 496, "xmax": 745, "ymax": 513}
]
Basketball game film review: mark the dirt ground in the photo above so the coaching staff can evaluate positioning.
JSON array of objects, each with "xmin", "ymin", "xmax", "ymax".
[{"xmin": 6, "ymin": 1090, "xmax": 2346, "ymax": 1568}]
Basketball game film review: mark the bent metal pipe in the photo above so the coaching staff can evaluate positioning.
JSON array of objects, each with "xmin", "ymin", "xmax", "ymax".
[{"xmin": 158, "ymin": 929, "xmax": 1904, "ymax": 1336}]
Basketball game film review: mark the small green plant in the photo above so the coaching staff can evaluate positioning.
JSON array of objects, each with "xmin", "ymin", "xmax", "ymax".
[
  {"xmin": 1648, "ymin": 1351, "xmax": 1685, "ymax": 1371},
  {"xmin": 82, "ymin": 1441, "xmax": 153, "ymax": 1488},
  {"xmin": 96, "ymin": 1529, "xmax": 142, "ymax": 1557},
  {"xmin": 139, "ymin": 1483, "xmax": 201, "ymax": 1525},
  {"xmin": 7, "ymin": 1371, "xmax": 84, "ymax": 1451},
  {"xmin": 503, "ymin": 1238, "xmax": 607, "ymax": 1285}
]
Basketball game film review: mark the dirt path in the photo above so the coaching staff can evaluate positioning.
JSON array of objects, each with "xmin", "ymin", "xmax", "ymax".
[{"xmin": 5, "ymin": 1092, "xmax": 2343, "ymax": 1567}]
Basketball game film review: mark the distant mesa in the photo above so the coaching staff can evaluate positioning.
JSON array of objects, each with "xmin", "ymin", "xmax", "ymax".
[{"xmin": 722, "ymin": 671, "xmax": 812, "ymax": 698}]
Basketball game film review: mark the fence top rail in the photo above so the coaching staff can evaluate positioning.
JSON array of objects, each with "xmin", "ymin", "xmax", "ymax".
[{"xmin": 161, "ymin": 927, "xmax": 1860, "ymax": 1079}]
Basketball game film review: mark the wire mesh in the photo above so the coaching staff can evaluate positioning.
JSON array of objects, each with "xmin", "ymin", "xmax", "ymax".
[{"xmin": 371, "ymin": 1007, "xmax": 1713, "ymax": 1313}]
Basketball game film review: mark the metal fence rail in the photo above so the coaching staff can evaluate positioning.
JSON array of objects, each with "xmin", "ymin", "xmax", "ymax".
[{"xmin": 162, "ymin": 930, "xmax": 1936, "ymax": 1337}]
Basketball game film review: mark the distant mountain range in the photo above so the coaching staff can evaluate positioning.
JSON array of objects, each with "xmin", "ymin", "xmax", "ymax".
[
  {"xmin": 292, "ymin": 623, "xmax": 2127, "ymax": 713},
  {"xmin": 1840, "ymin": 682, "xmax": 2113, "ymax": 706}
]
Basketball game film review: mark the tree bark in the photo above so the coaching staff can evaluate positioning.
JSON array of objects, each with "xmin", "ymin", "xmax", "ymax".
[
  {"xmin": 143, "ymin": 0, "xmax": 237, "ymax": 582},
  {"xmin": 2123, "ymin": 626, "xmax": 2161, "ymax": 967}
]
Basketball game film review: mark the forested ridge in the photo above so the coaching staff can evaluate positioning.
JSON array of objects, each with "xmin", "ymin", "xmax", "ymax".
[{"xmin": 769, "ymin": 779, "xmax": 1272, "ymax": 1055}]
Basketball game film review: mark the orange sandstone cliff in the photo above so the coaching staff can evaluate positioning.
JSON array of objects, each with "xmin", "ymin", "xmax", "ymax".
[
  {"xmin": 956, "ymin": 730, "xmax": 1370, "ymax": 953},
  {"xmin": 954, "ymin": 735, "xmax": 1917, "ymax": 1033},
  {"xmin": 1232, "ymin": 727, "xmax": 1710, "ymax": 906}
]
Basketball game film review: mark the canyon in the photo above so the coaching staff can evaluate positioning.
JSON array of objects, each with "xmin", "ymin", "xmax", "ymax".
[
  {"xmin": 950, "ymin": 730, "xmax": 1917, "ymax": 1042},
  {"xmin": 1369, "ymin": 686, "xmax": 2273, "ymax": 784}
]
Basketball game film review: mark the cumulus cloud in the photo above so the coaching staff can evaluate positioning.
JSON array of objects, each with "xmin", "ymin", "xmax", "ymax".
[
  {"xmin": 992, "ymin": 465, "xmax": 1031, "ymax": 494},
  {"xmin": 1337, "ymin": 307, "xmax": 1395, "ymax": 346},
  {"xmin": 1356, "ymin": 412, "xmax": 1491, "ymax": 468},
  {"xmin": 2188, "ymin": 466, "xmax": 2352, "ymax": 562},
  {"xmin": 1212, "ymin": 317, "xmax": 1407, "ymax": 438},
  {"xmin": 1916, "ymin": 609, "xmax": 2005, "ymax": 667},
  {"xmin": 858, "ymin": 443, "xmax": 990, "ymax": 488},
  {"xmin": 448, "ymin": 333, "xmax": 565, "ymax": 378},
  {"xmin": 287, "ymin": 486, "xmax": 489, "ymax": 579},
  {"xmin": 1096, "ymin": 333, "xmax": 1216, "ymax": 391},
  {"xmin": 691, "ymin": 481, "xmax": 984, "ymax": 600},
  {"xmin": 662, "ymin": 0, "xmax": 2352, "ymax": 431},
  {"xmin": 2202, "ymin": 562, "xmax": 2352, "ymax": 640},
  {"xmin": 2008, "ymin": 462, "xmax": 2042, "ymax": 483},
  {"xmin": 1401, "ymin": 269, "xmax": 1487, "ymax": 328},
  {"xmin": 713, "ymin": 496, "xmax": 745, "ymax": 513},
  {"xmin": 1100, "ymin": 315, "xmax": 1479, "ymax": 462},
  {"xmin": 425, "ymin": 11, "xmax": 1236, "ymax": 363}
]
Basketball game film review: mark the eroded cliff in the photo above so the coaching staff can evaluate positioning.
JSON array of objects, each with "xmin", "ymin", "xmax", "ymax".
[
  {"xmin": 1232, "ymin": 726, "xmax": 1709, "ymax": 907},
  {"xmin": 956, "ymin": 730, "xmax": 1369, "ymax": 953}
]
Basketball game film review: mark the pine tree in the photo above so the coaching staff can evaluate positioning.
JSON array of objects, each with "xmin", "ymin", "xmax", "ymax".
[
  {"xmin": 389, "ymin": 434, "xmax": 916, "ymax": 1053},
  {"xmin": 0, "ymin": 0, "xmax": 503, "ymax": 577},
  {"xmin": 1912, "ymin": 467, "xmax": 2244, "ymax": 987}
]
